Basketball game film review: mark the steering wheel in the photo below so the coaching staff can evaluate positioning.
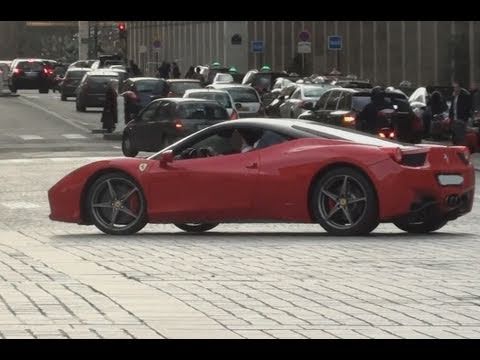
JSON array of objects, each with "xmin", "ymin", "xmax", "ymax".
[{"xmin": 197, "ymin": 147, "xmax": 216, "ymax": 158}]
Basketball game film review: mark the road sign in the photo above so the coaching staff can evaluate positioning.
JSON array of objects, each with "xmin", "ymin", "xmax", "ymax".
[
  {"xmin": 153, "ymin": 40, "xmax": 162, "ymax": 49},
  {"xmin": 297, "ymin": 41, "xmax": 312, "ymax": 54},
  {"xmin": 328, "ymin": 35, "xmax": 342, "ymax": 50},
  {"xmin": 251, "ymin": 41, "xmax": 264, "ymax": 53},
  {"xmin": 299, "ymin": 31, "xmax": 310, "ymax": 42}
]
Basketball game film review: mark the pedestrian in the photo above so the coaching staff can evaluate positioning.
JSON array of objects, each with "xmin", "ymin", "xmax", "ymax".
[
  {"xmin": 184, "ymin": 66, "xmax": 195, "ymax": 79},
  {"xmin": 449, "ymin": 80, "xmax": 472, "ymax": 145},
  {"xmin": 358, "ymin": 86, "xmax": 389, "ymax": 134},
  {"xmin": 129, "ymin": 60, "xmax": 141, "ymax": 77},
  {"xmin": 101, "ymin": 80, "xmax": 118, "ymax": 133},
  {"xmin": 193, "ymin": 66, "xmax": 205, "ymax": 86},
  {"xmin": 157, "ymin": 61, "xmax": 169, "ymax": 79},
  {"xmin": 470, "ymin": 81, "xmax": 480, "ymax": 114},
  {"xmin": 423, "ymin": 91, "xmax": 448, "ymax": 138},
  {"xmin": 171, "ymin": 62, "xmax": 181, "ymax": 79}
]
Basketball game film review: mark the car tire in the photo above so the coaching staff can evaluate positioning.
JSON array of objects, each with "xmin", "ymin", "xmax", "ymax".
[
  {"xmin": 86, "ymin": 172, "xmax": 148, "ymax": 235},
  {"xmin": 61, "ymin": 94, "xmax": 67, "ymax": 101},
  {"xmin": 122, "ymin": 134, "xmax": 139, "ymax": 157},
  {"xmin": 393, "ymin": 217, "xmax": 447, "ymax": 234},
  {"xmin": 174, "ymin": 223, "xmax": 219, "ymax": 233},
  {"xmin": 9, "ymin": 86, "xmax": 17, "ymax": 93},
  {"xmin": 76, "ymin": 101, "xmax": 86, "ymax": 112},
  {"xmin": 310, "ymin": 167, "xmax": 379, "ymax": 236}
]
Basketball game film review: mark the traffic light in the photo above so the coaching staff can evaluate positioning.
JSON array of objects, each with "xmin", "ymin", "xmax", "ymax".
[{"xmin": 118, "ymin": 23, "xmax": 127, "ymax": 39}]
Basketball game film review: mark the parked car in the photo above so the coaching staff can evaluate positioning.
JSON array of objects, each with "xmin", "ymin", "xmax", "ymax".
[
  {"xmin": 183, "ymin": 88, "xmax": 238, "ymax": 119},
  {"xmin": 166, "ymin": 79, "xmax": 203, "ymax": 97},
  {"xmin": 279, "ymin": 84, "xmax": 334, "ymax": 118},
  {"xmin": 298, "ymin": 88, "xmax": 424, "ymax": 143},
  {"xmin": 8, "ymin": 59, "xmax": 54, "ymax": 93},
  {"xmin": 91, "ymin": 55, "xmax": 123, "ymax": 71},
  {"xmin": 59, "ymin": 68, "xmax": 91, "ymax": 100},
  {"xmin": 207, "ymin": 84, "xmax": 264, "ymax": 118},
  {"xmin": 121, "ymin": 98, "xmax": 230, "ymax": 157},
  {"xmin": 75, "ymin": 70, "xmax": 121, "ymax": 111},
  {"xmin": 49, "ymin": 118, "xmax": 475, "ymax": 236}
]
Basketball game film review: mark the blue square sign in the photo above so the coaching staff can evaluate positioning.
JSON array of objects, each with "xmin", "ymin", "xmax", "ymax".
[
  {"xmin": 251, "ymin": 41, "xmax": 264, "ymax": 53},
  {"xmin": 328, "ymin": 35, "xmax": 342, "ymax": 50}
]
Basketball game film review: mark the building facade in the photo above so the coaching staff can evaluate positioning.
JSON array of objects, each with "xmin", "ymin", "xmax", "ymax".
[{"xmin": 126, "ymin": 21, "xmax": 480, "ymax": 87}]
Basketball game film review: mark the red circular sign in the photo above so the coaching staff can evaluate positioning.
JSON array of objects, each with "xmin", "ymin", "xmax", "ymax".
[{"xmin": 299, "ymin": 31, "xmax": 310, "ymax": 42}]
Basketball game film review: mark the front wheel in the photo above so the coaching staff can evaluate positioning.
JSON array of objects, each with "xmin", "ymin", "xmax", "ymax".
[
  {"xmin": 122, "ymin": 134, "xmax": 139, "ymax": 157},
  {"xmin": 394, "ymin": 217, "xmax": 447, "ymax": 234},
  {"xmin": 174, "ymin": 223, "xmax": 219, "ymax": 233},
  {"xmin": 86, "ymin": 172, "xmax": 148, "ymax": 235},
  {"xmin": 61, "ymin": 94, "xmax": 67, "ymax": 101},
  {"xmin": 310, "ymin": 167, "xmax": 379, "ymax": 236}
]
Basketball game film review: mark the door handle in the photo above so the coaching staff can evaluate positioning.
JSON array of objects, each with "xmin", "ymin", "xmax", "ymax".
[{"xmin": 246, "ymin": 162, "xmax": 258, "ymax": 169}]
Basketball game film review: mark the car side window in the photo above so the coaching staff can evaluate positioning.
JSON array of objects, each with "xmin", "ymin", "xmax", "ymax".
[
  {"xmin": 139, "ymin": 102, "xmax": 161, "ymax": 122},
  {"xmin": 337, "ymin": 92, "xmax": 351, "ymax": 110},
  {"xmin": 325, "ymin": 90, "xmax": 341, "ymax": 110},
  {"xmin": 315, "ymin": 92, "xmax": 331, "ymax": 110},
  {"xmin": 154, "ymin": 103, "xmax": 172, "ymax": 121},
  {"xmin": 290, "ymin": 89, "xmax": 301, "ymax": 100}
]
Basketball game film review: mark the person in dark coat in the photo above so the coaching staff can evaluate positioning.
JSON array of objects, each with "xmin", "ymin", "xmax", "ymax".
[
  {"xmin": 101, "ymin": 80, "xmax": 118, "ymax": 133},
  {"xmin": 357, "ymin": 86, "xmax": 390, "ymax": 134},
  {"xmin": 449, "ymin": 80, "xmax": 472, "ymax": 145},
  {"xmin": 470, "ymin": 82, "xmax": 480, "ymax": 113},
  {"xmin": 157, "ymin": 61, "xmax": 169, "ymax": 79},
  {"xmin": 184, "ymin": 66, "xmax": 195, "ymax": 79},
  {"xmin": 422, "ymin": 90, "xmax": 448, "ymax": 137},
  {"xmin": 172, "ymin": 62, "xmax": 181, "ymax": 79}
]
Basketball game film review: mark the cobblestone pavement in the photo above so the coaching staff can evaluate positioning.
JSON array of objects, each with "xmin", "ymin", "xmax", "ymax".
[{"xmin": 1, "ymin": 155, "xmax": 480, "ymax": 338}]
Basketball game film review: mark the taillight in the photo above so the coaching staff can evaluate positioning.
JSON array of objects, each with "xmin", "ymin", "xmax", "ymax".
[
  {"xmin": 343, "ymin": 113, "xmax": 356, "ymax": 125},
  {"xmin": 174, "ymin": 119, "xmax": 183, "ymax": 129},
  {"xmin": 43, "ymin": 68, "xmax": 48, "ymax": 75},
  {"xmin": 382, "ymin": 147, "xmax": 403, "ymax": 163},
  {"xmin": 230, "ymin": 110, "xmax": 239, "ymax": 120},
  {"xmin": 13, "ymin": 68, "xmax": 21, "ymax": 75},
  {"xmin": 389, "ymin": 131, "xmax": 395, "ymax": 139}
]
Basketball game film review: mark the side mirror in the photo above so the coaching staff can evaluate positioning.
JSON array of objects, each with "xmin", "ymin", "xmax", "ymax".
[
  {"xmin": 302, "ymin": 102, "xmax": 314, "ymax": 110},
  {"xmin": 159, "ymin": 150, "xmax": 174, "ymax": 167},
  {"xmin": 235, "ymin": 103, "xmax": 242, "ymax": 110}
]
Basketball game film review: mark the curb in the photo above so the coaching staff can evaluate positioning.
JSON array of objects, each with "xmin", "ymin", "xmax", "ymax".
[{"xmin": 103, "ymin": 133, "xmax": 122, "ymax": 141}]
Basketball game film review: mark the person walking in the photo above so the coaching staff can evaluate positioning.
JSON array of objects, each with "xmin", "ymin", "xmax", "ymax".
[
  {"xmin": 101, "ymin": 80, "xmax": 119, "ymax": 133},
  {"xmin": 449, "ymin": 80, "xmax": 472, "ymax": 145},
  {"xmin": 184, "ymin": 66, "xmax": 195, "ymax": 79},
  {"xmin": 171, "ymin": 62, "xmax": 181, "ymax": 79},
  {"xmin": 422, "ymin": 90, "xmax": 448, "ymax": 138}
]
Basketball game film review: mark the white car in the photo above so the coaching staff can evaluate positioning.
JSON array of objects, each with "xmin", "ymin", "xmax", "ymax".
[
  {"xmin": 207, "ymin": 84, "xmax": 265, "ymax": 118},
  {"xmin": 279, "ymin": 84, "xmax": 333, "ymax": 118},
  {"xmin": 183, "ymin": 88, "xmax": 238, "ymax": 119}
]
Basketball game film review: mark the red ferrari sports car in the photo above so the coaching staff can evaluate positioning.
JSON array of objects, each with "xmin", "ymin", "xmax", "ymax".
[{"xmin": 48, "ymin": 119, "xmax": 475, "ymax": 236}]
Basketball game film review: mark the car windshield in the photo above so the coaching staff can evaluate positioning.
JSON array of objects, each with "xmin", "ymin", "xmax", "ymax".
[
  {"xmin": 136, "ymin": 80, "xmax": 164, "ymax": 93},
  {"xmin": 177, "ymin": 103, "xmax": 229, "ymax": 120},
  {"xmin": 292, "ymin": 122, "xmax": 411, "ymax": 147},
  {"xmin": 303, "ymin": 85, "xmax": 332, "ymax": 98},
  {"xmin": 224, "ymin": 87, "xmax": 259, "ymax": 103},
  {"xmin": 67, "ymin": 70, "xmax": 87, "ymax": 79},
  {"xmin": 170, "ymin": 82, "xmax": 202, "ymax": 95},
  {"xmin": 352, "ymin": 94, "xmax": 411, "ymax": 112},
  {"xmin": 187, "ymin": 92, "xmax": 232, "ymax": 108},
  {"xmin": 87, "ymin": 76, "xmax": 117, "ymax": 90}
]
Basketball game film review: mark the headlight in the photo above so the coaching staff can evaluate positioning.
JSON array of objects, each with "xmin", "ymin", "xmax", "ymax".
[{"xmin": 437, "ymin": 174, "xmax": 464, "ymax": 186}]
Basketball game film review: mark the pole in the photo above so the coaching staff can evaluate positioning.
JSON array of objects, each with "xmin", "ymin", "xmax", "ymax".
[
  {"xmin": 336, "ymin": 51, "xmax": 340, "ymax": 73},
  {"xmin": 93, "ymin": 21, "xmax": 98, "ymax": 59},
  {"xmin": 78, "ymin": 21, "xmax": 89, "ymax": 60}
]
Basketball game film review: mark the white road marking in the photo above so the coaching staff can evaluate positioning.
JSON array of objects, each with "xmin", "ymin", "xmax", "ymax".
[
  {"xmin": 1, "ymin": 201, "xmax": 41, "ymax": 209},
  {"xmin": 19, "ymin": 135, "xmax": 44, "ymax": 140},
  {"xmin": 112, "ymin": 146, "xmax": 121, "ymax": 149},
  {"xmin": 23, "ymin": 95, "xmax": 39, "ymax": 99},
  {"xmin": 0, "ymin": 159, "xmax": 33, "ymax": 163},
  {"xmin": 18, "ymin": 97, "xmax": 90, "ymax": 134},
  {"xmin": 62, "ymin": 134, "xmax": 87, "ymax": 139}
]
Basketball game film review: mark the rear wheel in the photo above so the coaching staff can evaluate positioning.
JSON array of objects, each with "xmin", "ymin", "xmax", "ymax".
[
  {"xmin": 61, "ymin": 94, "xmax": 67, "ymax": 101},
  {"xmin": 86, "ymin": 172, "xmax": 148, "ymax": 235},
  {"xmin": 76, "ymin": 101, "xmax": 86, "ymax": 112},
  {"xmin": 9, "ymin": 86, "xmax": 17, "ymax": 93},
  {"xmin": 174, "ymin": 223, "xmax": 219, "ymax": 233},
  {"xmin": 310, "ymin": 167, "xmax": 379, "ymax": 236}
]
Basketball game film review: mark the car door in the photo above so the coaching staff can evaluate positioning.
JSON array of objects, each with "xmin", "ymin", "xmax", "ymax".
[
  {"xmin": 132, "ymin": 101, "xmax": 163, "ymax": 151},
  {"xmin": 324, "ymin": 90, "xmax": 342, "ymax": 124},
  {"xmin": 280, "ymin": 87, "xmax": 301, "ymax": 118},
  {"xmin": 328, "ymin": 91, "xmax": 354, "ymax": 127},
  {"xmin": 146, "ymin": 126, "xmax": 259, "ymax": 221}
]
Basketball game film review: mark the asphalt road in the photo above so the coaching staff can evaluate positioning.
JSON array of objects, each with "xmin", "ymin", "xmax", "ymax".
[{"xmin": 0, "ymin": 90, "xmax": 479, "ymax": 339}]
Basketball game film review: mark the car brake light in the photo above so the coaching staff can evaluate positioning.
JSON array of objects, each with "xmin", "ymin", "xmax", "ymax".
[
  {"xmin": 379, "ymin": 133, "xmax": 386, "ymax": 138},
  {"xmin": 389, "ymin": 131, "xmax": 395, "ymax": 138},
  {"xmin": 174, "ymin": 119, "xmax": 183, "ymax": 129},
  {"xmin": 343, "ymin": 114, "xmax": 356, "ymax": 124},
  {"xmin": 230, "ymin": 110, "xmax": 239, "ymax": 120},
  {"xmin": 13, "ymin": 68, "xmax": 21, "ymax": 74},
  {"xmin": 43, "ymin": 68, "xmax": 48, "ymax": 75},
  {"xmin": 382, "ymin": 147, "xmax": 403, "ymax": 163}
]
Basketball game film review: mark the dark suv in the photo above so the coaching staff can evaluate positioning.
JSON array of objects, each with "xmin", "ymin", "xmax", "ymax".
[
  {"xmin": 8, "ymin": 59, "xmax": 53, "ymax": 93},
  {"xmin": 75, "ymin": 70, "xmax": 120, "ymax": 111},
  {"xmin": 298, "ymin": 88, "xmax": 423, "ymax": 143}
]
